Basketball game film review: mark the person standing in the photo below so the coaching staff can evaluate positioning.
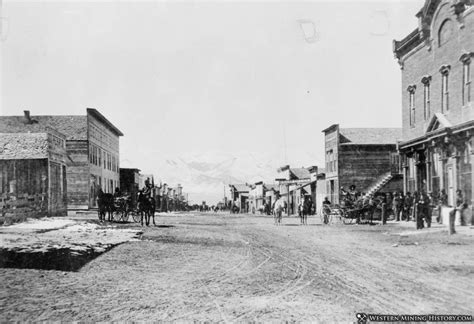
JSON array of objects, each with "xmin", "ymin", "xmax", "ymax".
[
  {"xmin": 412, "ymin": 191, "xmax": 419, "ymax": 223},
  {"xmin": 404, "ymin": 192, "xmax": 413, "ymax": 222},
  {"xmin": 417, "ymin": 190, "xmax": 430, "ymax": 229},
  {"xmin": 438, "ymin": 189, "xmax": 448, "ymax": 223},
  {"xmin": 393, "ymin": 192, "xmax": 401, "ymax": 221},
  {"xmin": 379, "ymin": 194, "xmax": 388, "ymax": 225},
  {"xmin": 322, "ymin": 196, "xmax": 331, "ymax": 224},
  {"xmin": 449, "ymin": 190, "xmax": 468, "ymax": 229}
]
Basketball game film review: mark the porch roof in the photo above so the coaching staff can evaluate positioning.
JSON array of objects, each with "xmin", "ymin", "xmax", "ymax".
[{"xmin": 399, "ymin": 119, "xmax": 474, "ymax": 151}]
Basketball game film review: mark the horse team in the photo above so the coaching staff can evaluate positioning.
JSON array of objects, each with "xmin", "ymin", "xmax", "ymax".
[{"xmin": 97, "ymin": 188, "xmax": 156, "ymax": 226}]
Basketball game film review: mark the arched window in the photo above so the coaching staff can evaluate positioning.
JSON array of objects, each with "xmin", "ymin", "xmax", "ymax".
[{"xmin": 438, "ymin": 19, "xmax": 453, "ymax": 47}]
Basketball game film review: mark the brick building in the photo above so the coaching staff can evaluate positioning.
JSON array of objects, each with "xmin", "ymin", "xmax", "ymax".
[
  {"xmin": 0, "ymin": 128, "xmax": 68, "ymax": 223},
  {"xmin": 322, "ymin": 125, "xmax": 403, "ymax": 204},
  {"xmin": 393, "ymin": 0, "xmax": 473, "ymax": 221},
  {"xmin": 0, "ymin": 109, "xmax": 123, "ymax": 209}
]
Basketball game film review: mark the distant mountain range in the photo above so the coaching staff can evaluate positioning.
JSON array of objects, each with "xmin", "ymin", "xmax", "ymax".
[{"xmin": 122, "ymin": 150, "xmax": 319, "ymax": 204}]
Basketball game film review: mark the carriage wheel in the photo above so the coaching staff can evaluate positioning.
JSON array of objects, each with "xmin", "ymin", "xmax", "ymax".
[
  {"xmin": 112, "ymin": 210, "xmax": 124, "ymax": 222},
  {"xmin": 319, "ymin": 209, "xmax": 330, "ymax": 225},
  {"xmin": 122, "ymin": 211, "xmax": 130, "ymax": 222},
  {"xmin": 319, "ymin": 209, "xmax": 325, "ymax": 224},
  {"xmin": 334, "ymin": 211, "xmax": 344, "ymax": 224},
  {"xmin": 343, "ymin": 216, "xmax": 355, "ymax": 225},
  {"xmin": 130, "ymin": 210, "xmax": 141, "ymax": 223}
]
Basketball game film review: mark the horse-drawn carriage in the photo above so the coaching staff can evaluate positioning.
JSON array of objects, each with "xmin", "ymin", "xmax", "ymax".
[
  {"xmin": 97, "ymin": 190, "xmax": 156, "ymax": 226},
  {"xmin": 319, "ymin": 196, "xmax": 383, "ymax": 225}
]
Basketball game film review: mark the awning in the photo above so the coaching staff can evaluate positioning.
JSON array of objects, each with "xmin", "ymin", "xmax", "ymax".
[{"xmin": 287, "ymin": 180, "xmax": 316, "ymax": 193}]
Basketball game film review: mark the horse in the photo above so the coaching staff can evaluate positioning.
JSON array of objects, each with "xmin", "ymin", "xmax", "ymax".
[
  {"xmin": 273, "ymin": 198, "xmax": 285, "ymax": 226},
  {"xmin": 300, "ymin": 199, "xmax": 312, "ymax": 225},
  {"xmin": 137, "ymin": 191, "xmax": 156, "ymax": 226},
  {"xmin": 97, "ymin": 189, "xmax": 114, "ymax": 222}
]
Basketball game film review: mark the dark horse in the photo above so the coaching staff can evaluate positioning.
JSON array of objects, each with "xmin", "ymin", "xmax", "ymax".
[
  {"xmin": 137, "ymin": 191, "xmax": 156, "ymax": 226},
  {"xmin": 300, "ymin": 198, "xmax": 312, "ymax": 225},
  {"xmin": 97, "ymin": 189, "xmax": 114, "ymax": 222}
]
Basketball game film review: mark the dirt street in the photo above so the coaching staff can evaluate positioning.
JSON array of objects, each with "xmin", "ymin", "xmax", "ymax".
[{"xmin": 1, "ymin": 212, "xmax": 473, "ymax": 322}]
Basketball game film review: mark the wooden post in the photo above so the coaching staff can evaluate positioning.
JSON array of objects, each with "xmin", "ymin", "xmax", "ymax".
[
  {"xmin": 449, "ymin": 208, "xmax": 456, "ymax": 235},
  {"xmin": 287, "ymin": 184, "xmax": 290, "ymax": 217}
]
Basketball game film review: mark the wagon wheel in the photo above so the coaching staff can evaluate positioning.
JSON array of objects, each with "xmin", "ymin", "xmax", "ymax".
[
  {"xmin": 319, "ymin": 209, "xmax": 326, "ymax": 224},
  {"xmin": 112, "ymin": 210, "xmax": 124, "ymax": 222},
  {"xmin": 122, "ymin": 210, "xmax": 130, "ymax": 222},
  {"xmin": 130, "ymin": 210, "xmax": 141, "ymax": 223},
  {"xmin": 343, "ymin": 216, "xmax": 355, "ymax": 225},
  {"xmin": 334, "ymin": 210, "xmax": 345, "ymax": 224}
]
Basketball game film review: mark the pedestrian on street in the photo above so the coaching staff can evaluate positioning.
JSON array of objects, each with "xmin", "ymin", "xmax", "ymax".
[
  {"xmin": 404, "ymin": 192, "xmax": 413, "ymax": 222},
  {"xmin": 416, "ymin": 190, "xmax": 430, "ymax": 229},
  {"xmin": 412, "ymin": 191, "xmax": 419, "ymax": 223},
  {"xmin": 379, "ymin": 194, "xmax": 388, "ymax": 225},
  {"xmin": 438, "ymin": 189, "xmax": 448, "ymax": 223},
  {"xmin": 448, "ymin": 190, "xmax": 468, "ymax": 233},
  {"xmin": 322, "ymin": 196, "xmax": 331, "ymax": 224},
  {"xmin": 393, "ymin": 191, "xmax": 402, "ymax": 221}
]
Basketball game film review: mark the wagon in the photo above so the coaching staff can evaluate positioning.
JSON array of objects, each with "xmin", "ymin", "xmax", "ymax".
[
  {"xmin": 110, "ymin": 195, "xmax": 142, "ymax": 223},
  {"xmin": 111, "ymin": 196, "xmax": 130, "ymax": 222},
  {"xmin": 318, "ymin": 203, "xmax": 368, "ymax": 225}
]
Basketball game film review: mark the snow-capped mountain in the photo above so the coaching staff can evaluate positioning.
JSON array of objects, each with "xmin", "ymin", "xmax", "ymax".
[{"xmin": 121, "ymin": 150, "xmax": 319, "ymax": 205}]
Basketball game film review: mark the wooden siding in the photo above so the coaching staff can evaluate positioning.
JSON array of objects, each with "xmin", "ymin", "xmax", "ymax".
[
  {"xmin": 338, "ymin": 144, "xmax": 397, "ymax": 194},
  {"xmin": 0, "ymin": 159, "xmax": 68, "ymax": 224},
  {"xmin": 65, "ymin": 140, "xmax": 90, "ymax": 209}
]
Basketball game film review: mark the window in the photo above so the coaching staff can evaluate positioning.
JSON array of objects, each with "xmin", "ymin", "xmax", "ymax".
[
  {"xmin": 438, "ymin": 19, "xmax": 453, "ymax": 47},
  {"xmin": 440, "ymin": 65, "xmax": 450, "ymax": 112},
  {"xmin": 460, "ymin": 53, "xmax": 472, "ymax": 105},
  {"xmin": 422, "ymin": 76, "xmax": 431, "ymax": 120},
  {"xmin": 407, "ymin": 85, "xmax": 416, "ymax": 127}
]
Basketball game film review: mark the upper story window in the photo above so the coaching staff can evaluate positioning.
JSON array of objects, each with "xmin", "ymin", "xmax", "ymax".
[
  {"xmin": 407, "ymin": 85, "xmax": 416, "ymax": 127},
  {"xmin": 438, "ymin": 19, "xmax": 453, "ymax": 47},
  {"xmin": 440, "ymin": 65, "xmax": 450, "ymax": 112},
  {"xmin": 460, "ymin": 53, "xmax": 473, "ymax": 105},
  {"xmin": 326, "ymin": 150, "xmax": 334, "ymax": 172},
  {"xmin": 421, "ymin": 76, "xmax": 431, "ymax": 120}
]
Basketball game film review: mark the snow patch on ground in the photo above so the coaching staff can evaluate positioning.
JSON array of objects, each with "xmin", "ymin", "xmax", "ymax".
[
  {"xmin": 0, "ymin": 218, "xmax": 142, "ymax": 253},
  {"xmin": 1, "ymin": 217, "xmax": 76, "ymax": 231}
]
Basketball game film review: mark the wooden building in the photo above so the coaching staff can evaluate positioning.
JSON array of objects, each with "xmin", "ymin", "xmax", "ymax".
[
  {"xmin": 0, "ymin": 128, "xmax": 67, "ymax": 223},
  {"xmin": 322, "ymin": 125, "xmax": 403, "ymax": 204},
  {"xmin": 276, "ymin": 166, "xmax": 317, "ymax": 215},
  {"xmin": 0, "ymin": 109, "xmax": 124, "ymax": 210},
  {"xmin": 393, "ymin": 0, "xmax": 473, "ymax": 223},
  {"xmin": 229, "ymin": 184, "xmax": 250, "ymax": 213},
  {"xmin": 264, "ymin": 184, "xmax": 279, "ymax": 211}
]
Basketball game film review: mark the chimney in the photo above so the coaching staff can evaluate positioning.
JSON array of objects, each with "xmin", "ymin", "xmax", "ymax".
[{"xmin": 24, "ymin": 110, "xmax": 32, "ymax": 124}]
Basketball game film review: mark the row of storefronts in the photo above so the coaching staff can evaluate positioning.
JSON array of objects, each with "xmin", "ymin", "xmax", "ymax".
[{"xmin": 228, "ymin": 0, "xmax": 473, "ymax": 225}]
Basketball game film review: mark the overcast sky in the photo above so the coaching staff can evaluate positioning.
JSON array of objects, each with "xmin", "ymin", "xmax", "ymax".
[{"xmin": 1, "ymin": 0, "xmax": 423, "ymax": 176}]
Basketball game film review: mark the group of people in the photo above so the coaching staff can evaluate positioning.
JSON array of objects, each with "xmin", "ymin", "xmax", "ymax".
[{"xmin": 339, "ymin": 186, "xmax": 468, "ymax": 230}]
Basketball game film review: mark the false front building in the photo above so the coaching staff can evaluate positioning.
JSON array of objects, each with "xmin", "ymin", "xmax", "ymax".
[
  {"xmin": 322, "ymin": 125, "xmax": 403, "ymax": 204},
  {"xmin": 393, "ymin": 0, "xmax": 473, "ymax": 220}
]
